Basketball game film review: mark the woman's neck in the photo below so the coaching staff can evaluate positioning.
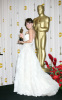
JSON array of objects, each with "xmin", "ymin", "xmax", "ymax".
[{"xmin": 29, "ymin": 27, "xmax": 33, "ymax": 30}]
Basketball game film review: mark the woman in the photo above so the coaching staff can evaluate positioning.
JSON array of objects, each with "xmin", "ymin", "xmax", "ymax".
[{"xmin": 13, "ymin": 18, "xmax": 59, "ymax": 97}]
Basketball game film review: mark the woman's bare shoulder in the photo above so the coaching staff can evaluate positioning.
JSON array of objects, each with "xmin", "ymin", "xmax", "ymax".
[
  {"xmin": 28, "ymin": 29, "xmax": 36, "ymax": 34},
  {"xmin": 28, "ymin": 29, "xmax": 36, "ymax": 39}
]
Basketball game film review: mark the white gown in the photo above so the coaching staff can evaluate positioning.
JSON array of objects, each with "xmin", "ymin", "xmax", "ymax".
[{"xmin": 13, "ymin": 33, "xmax": 59, "ymax": 97}]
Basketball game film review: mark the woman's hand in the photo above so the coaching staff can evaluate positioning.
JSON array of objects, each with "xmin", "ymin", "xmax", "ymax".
[
  {"xmin": 20, "ymin": 33, "xmax": 23, "ymax": 38},
  {"xmin": 17, "ymin": 40, "xmax": 24, "ymax": 44}
]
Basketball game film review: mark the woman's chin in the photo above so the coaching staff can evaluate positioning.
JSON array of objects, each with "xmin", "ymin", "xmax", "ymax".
[{"xmin": 27, "ymin": 27, "xmax": 31, "ymax": 30}]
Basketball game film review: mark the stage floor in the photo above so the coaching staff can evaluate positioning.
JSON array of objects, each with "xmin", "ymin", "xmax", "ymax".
[{"xmin": 0, "ymin": 84, "xmax": 62, "ymax": 100}]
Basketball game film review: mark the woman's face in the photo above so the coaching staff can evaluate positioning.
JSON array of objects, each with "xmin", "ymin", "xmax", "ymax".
[{"xmin": 26, "ymin": 22, "xmax": 33, "ymax": 29}]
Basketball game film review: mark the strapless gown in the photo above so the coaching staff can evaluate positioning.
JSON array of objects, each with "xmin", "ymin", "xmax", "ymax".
[{"xmin": 13, "ymin": 33, "xmax": 59, "ymax": 97}]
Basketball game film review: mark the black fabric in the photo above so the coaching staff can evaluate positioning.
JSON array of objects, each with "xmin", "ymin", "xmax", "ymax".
[{"xmin": 0, "ymin": 84, "xmax": 62, "ymax": 100}]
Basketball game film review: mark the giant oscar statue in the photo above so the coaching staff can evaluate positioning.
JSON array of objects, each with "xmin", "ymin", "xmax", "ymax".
[{"xmin": 33, "ymin": 5, "xmax": 50, "ymax": 72}]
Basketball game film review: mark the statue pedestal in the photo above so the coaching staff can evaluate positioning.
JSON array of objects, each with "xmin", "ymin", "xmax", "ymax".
[
  {"xmin": 42, "ymin": 67, "xmax": 50, "ymax": 72},
  {"xmin": 41, "ymin": 65, "xmax": 52, "ymax": 73}
]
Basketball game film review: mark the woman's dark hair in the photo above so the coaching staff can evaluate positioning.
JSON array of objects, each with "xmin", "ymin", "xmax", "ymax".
[{"xmin": 25, "ymin": 18, "xmax": 33, "ymax": 26}]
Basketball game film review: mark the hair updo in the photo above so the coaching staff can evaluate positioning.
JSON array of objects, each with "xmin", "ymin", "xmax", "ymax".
[{"xmin": 25, "ymin": 18, "xmax": 33, "ymax": 26}]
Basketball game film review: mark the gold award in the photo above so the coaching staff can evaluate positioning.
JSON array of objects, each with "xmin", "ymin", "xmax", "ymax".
[{"xmin": 33, "ymin": 5, "xmax": 50, "ymax": 72}]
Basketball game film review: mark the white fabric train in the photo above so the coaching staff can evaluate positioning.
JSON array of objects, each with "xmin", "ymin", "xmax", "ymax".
[{"xmin": 13, "ymin": 33, "xmax": 59, "ymax": 97}]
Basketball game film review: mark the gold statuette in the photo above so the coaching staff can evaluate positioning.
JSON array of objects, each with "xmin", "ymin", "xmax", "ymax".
[
  {"xmin": 19, "ymin": 27, "xmax": 23, "ymax": 41},
  {"xmin": 33, "ymin": 5, "xmax": 50, "ymax": 72}
]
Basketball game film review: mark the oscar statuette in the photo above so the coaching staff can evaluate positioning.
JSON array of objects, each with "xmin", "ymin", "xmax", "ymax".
[
  {"xmin": 17, "ymin": 27, "xmax": 24, "ymax": 44},
  {"xmin": 19, "ymin": 27, "xmax": 23, "ymax": 41}
]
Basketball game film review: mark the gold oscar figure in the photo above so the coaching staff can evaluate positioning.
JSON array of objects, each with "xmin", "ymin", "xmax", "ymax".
[
  {"xmin": 17, "ymin": 27, "xmax": 23, "ymax": 44},
  {"xmin": 19, "ymin": 27, "xmax": 23, "ymax": 41},
  {"xmin": 33, "ymin": 5, "xmax": 50, "ymax": 72}
]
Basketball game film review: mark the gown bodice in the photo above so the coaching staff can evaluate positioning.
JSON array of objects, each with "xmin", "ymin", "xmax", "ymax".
[{"xmin": 23, "ymin": 34, "xmax": 35, "ymax": 45}]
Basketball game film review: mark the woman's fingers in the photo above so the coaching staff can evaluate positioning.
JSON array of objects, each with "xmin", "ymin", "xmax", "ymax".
[
  {"xmin": 20, "ymin": 33, "xmax": 23, "ymax": 38},
  {"xmin": 20, "ymin": 33, "xmax": 22, "ymax": 35}
]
